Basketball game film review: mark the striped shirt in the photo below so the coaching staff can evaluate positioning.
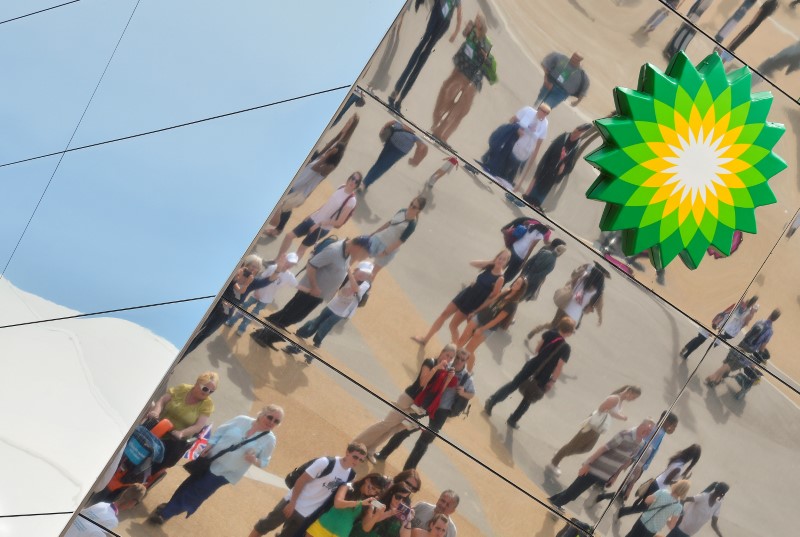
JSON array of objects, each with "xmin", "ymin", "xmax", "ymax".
[{"xmin": 589, "ymin": 428, "xmax": 642, "ymax": 481}]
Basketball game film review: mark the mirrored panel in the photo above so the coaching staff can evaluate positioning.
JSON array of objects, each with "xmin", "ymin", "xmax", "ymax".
[
  {"xmin": 670, "ymin": 0, "xmax": 800, "ymax": 99},
  {"xmin": 356, "ymin": 0, "xmax": 800, "ymax": 330},
  {"xmin": 0, "ymin": 0, "xmax": 138, "ymax": 164},
  {"xmin": 66, "ymin": 0, "xmax": 405, "ymax": 149},
  {"xmin": 592, "ymin": 337, "xmax": 800, "ymax": 536},
  {"xmin": 0, "ymin": 94, "xmax": 342, "ymax": 327},
  {"xmin": 165, "ymin": 96, "xmax": 739, "ymax": 521},
  {"xmin": 0, "ymin": 1, "xmax": 75, "ymax": 21},
  {"xmin": 0, "ymin": 296, "xmax": 209, "ymax": 516},
  {"xmin": 95, "ymin": 327, "xmax": 608, "ymax": 537}
]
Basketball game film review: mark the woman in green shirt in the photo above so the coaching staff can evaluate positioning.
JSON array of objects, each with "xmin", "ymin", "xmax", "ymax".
[
  {"xmin": 351, "ymin": 482, "xmax": 414, "ymax": 537},
  {"xmin": 306, "ymin": 474, "xmax": 389, "ymax": 537}
]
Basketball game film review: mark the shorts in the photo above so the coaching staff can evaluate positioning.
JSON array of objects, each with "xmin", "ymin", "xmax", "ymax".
[
  {"xmin": 292, "ymin": 217, "xmax": 329, "ymax": 246},
  {"xmin": 368, "ymin": 236, "xmax": 398, "ymax": 267}
]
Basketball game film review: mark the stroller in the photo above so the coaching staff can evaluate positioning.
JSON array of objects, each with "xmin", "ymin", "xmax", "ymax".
[
  {"xmin": 90, "ymin": 418, "xmax": 172, "ymax": 503},
  {"xmin": 730, "ymin": 349, "xmax": 770, "ymax": 400}
]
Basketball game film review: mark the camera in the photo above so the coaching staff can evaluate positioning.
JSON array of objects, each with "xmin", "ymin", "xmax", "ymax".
[{"xmin": 371, "ymin": 499, "xmax": 385, "ymax": 510}]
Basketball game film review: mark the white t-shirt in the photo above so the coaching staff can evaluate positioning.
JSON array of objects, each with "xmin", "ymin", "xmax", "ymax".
[
  {"xmin": 252, "ymin": 265, "xmax": 298, "ymax": 304},
  {"xmin": 655, "ymin": 460, "xmax": 685, "ymax": 488},
  {"xmin": 722, "ymin": 305, "xmax": 756, "ymax": 337},
  {"xmin": 327, "ymin": 281, "xmax": 370, "ymax": 318},
  {"xmin": 512, "ymin": 228, "xmax": 546, "ymax": 259},
  {"xmin": 64, "ymin": 503, "xmax": 118, "ymax": 536},
  {"xmin": 677, "ymin": 492, "xmax": 722, "ymax": 535},
  {"xmin": 284, "ymin": 456, "xmax": 353, "ymax": 517},
  {"xmin": 311, "ymin": 186, "xmax": 357, "ymax": 230},
  {"xmin": 512, "ymin": 109, "xmax": 548, "ymax": 161}
]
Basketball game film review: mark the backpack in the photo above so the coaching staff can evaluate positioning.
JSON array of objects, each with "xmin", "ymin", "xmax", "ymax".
[
  {"xmin": 501, "ymin": 217, "xmax": 545, "ymax": 248},
  {"xmin": 285, "ymin": 456, "xmax": 345, "ymax": 489},
  {"xmin": 740, "ymin": 321, "xmax": 765, "ymax": 351},
  {"xmin": 312, "ymin": 235, "xmax": 339, "ymax": 257}
]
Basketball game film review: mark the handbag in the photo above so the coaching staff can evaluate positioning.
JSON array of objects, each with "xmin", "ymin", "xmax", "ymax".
[
  {"xmin": 553, "ymin": 283, "xmax": 572, "ymax": 310},
  {"xmin": 517, "ymin": 338, "xmax": 566, "ymax": 402},
  {"xmin": 583, "ymin": 410, "xmax": 611, "ymax": 434},
  {"xmin": 184, "ymin": 430, "xmax": 269, "ymax": 476},
  {"xmin": 635, "ymin": 477, "xmax": 656, "ymax": 498}
]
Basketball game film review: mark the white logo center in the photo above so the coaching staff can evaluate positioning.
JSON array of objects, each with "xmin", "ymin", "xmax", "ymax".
[{"xmin": 663, "ymin": 127, "xmax": 731, "ymax": 203}]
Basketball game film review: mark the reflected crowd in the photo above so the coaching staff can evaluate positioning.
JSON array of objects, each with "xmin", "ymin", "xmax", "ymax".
[{"xmin": 71, "ymin": 1, "xmax": 800, "ymax": 536}]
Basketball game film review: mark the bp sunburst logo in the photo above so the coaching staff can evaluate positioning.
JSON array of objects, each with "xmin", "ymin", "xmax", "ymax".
[{"xmin": 586, "ymin": 51, "xmax": 786, "ymax": 270}]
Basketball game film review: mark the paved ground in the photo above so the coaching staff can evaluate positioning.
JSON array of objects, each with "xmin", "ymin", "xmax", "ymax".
[{"xmin": 113, "ymin": 1, "xmax": 800, "ymax": 536}]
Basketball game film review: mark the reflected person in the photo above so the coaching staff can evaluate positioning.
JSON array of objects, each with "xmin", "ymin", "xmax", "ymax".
[
  {"xmin": 410, "ymin": 490, "xmax": 459, "ymax": 537},
  {"xmin": 536, "ymin": 52, "xmax": 589, "ymax": 109},
  {"xmin": 388, "ymin": 0, "xmax": 463, "ymax": 112},
  {"xmin": 361, "ymin": 121, "xmax": 428, "ymax": 193}
]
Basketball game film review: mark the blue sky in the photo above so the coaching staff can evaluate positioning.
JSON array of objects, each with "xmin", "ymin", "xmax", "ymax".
[{"xmin": 0, "ymin": 0, "xmax": 403, "ymax": 345}]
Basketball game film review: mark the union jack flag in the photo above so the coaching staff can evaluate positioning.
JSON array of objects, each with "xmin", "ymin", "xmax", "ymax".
[{"xmin": 183, "ymin": 424, "xmax": 213, "ymax": 460}]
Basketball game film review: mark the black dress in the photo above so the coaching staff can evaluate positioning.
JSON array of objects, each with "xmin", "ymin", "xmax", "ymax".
[{"xmin": 453, "ymin": 267, "xmax": 500, "ymax": 314}]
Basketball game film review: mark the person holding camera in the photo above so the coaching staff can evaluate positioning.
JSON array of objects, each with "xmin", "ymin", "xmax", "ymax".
[
  {"xmin": 351, "ymin": 482, "xmax": 416, "ymax": 537},
  {"xmin": 375, "ymin": 350, "xmax": 475, "ymax": 470},
  {"xmin": 355, "ymin": 345, "xmax": 457, "ymax": 462},
  {"xmin": 305, "ymin": 473, "xmax": 390, "ymax": 537}
]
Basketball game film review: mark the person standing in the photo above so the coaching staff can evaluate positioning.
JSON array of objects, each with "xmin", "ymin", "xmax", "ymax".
[
  {"xmin": 536, "ymin": 52, "xmax": 589, "ymax": 109},
  {"xmin": 547, "ymin": 385, "xmax": 642, "ymax": 476},
  {"xmin": 410, "ymin": 490, "xmax": 459, "ymax": 537},
  {"xmin": 483, "ymin": 317, "xmax": 575, "ymax": 429},
  {"xmin": 521, "ymin": 124, "xmax": 593, "ymax": 211},
  {"xmin": 718, "ymin": 0, "xmax": 779, "ymax": 63},
  {"xmin": 250, "ymin": 236, "xmax": 371, "ymax": 350},
  {"xmin": 638, "ymin": 0, "xmax": 684, "ymax": 33},
  {"xmin": 249, "ymin": 443, "xmax": 367, "ymax": 537},
  {"xmin": 502, "ymin": 218, "xmax": 552, "ymax": 281},
  {"xmin": 483, "ymin": 105, "xmax": 550, "ymax": 190},
  {"xmin": 362, "ymin": 121, "xmax": 428, "ymax": 193},
  {"xmin": 663, "ymin": 0, "xmax": 713, "ymax": 59},
  {"xmin": 679, "ymin": 296, "xmax": 758, "ymax": 359},
  {"xmin": 666, "ymin": 482, "xmax": 729, "ymax": 537},
  {"xmin": 375, "ymin": 349, "xmax": 475, "ymax": 469},
  {"xmin": 388, "ymin": 0, "xmax": 463, "ymax": 112},
  {"xmin": 548, "ymin": 419, "xmax": 656, "ymax": 510},
  {"xmin": 355, "ymin": 345, "xmax": 456, "ymax": 462}
]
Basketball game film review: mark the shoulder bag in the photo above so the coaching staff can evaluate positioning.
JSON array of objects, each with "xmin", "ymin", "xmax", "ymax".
[{"xmin": 184, "ymin": 430, "xmax": 269, "ymax": 476}]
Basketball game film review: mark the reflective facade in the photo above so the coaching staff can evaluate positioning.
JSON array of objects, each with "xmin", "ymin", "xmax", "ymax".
[{"xmin": 3, "ymin": 1, "xmax": 800, "ymax": 536}]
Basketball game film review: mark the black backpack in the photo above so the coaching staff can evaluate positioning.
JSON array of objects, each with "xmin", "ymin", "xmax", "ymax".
[{"xmin": 285, "ymin": 456, "xmax": 337, "ymax": 489}]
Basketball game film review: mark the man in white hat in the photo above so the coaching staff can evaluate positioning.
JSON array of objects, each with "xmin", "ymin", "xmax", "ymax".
[
  {"xmin": 285, "ymin": 260, "xmax": 374, "ymax": 363},
  {"xmin": 226, "ymin": 252, "xmax": 300, "ymax": 335}
]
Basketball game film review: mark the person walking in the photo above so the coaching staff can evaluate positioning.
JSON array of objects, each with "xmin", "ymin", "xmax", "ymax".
[
  {"xmin": 483, "ymin": 317, "xmax": 576, "ymax": 429},
  {"xmin": 147, "ymin": 405, "xmax": 283, "ymax": 525},
  {"xmin": 548, "ymin": 419, "xmax": 656, "ymax": 511},
  {"xmin": 536, "ymin": 52, "xmax": 589, "ymax": 109},
  {"xmin": 412, "ymin": 249, "xmax": 509, "ymax": 345},
  {"xmin": 250, "ymin": 236, "xmax": 371, "ymax": 350},
  {"xmin": 705, "ymin": 308, "xmax": 780, "ymax": 386},
  {"xmin": 355, "ymin": 345, "xmax": 456, "ymax": 462},
  {"xmin": 666, "ymin": 481, "xmax": 728, "ymax": 537},
  {"xmin": 519, "ymin": 239, "xmax": 566, "ymax": 301},
  {"xmin": 482, "ymin": 104, "xmax": 550, "ymax": 190},
  {"xmin": 457, "ymin": 276, "xmax": 527, "ymax": 372},
  {"xmin": 362, "ymin": 121, "xmax": 428, "ymax": 193},
  {"xmin": 521, "ymin": 124, "xmax": 593, "ymax": 211},
  {"xmin": 679, "ymin": 296, "xmax": 758, "ymax": 359},
  {"xmin": 501, "ymin": 218, "xmax": 552, "ymax": 281},
  {"xmin": 624, "ymin": 480, "xmax": 690, "ymax": 537},
  {"xmin": 388, "ymin": 0, "xmax": 463, "ymax": 112},
  {"xmin": 547, "ymin": 385, "xmax": 642, "ymax": 476}
]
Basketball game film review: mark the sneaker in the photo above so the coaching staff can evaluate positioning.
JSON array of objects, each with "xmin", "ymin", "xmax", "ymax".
[
  {"xmin": 546, "ymin": 463, "xmax": 562, "ymax": 476},
  {"xmin": 374, "ymin": 451, "xmax": 386, "ymax": 461},
  {"xmin": 283, "ymin": 345, "xmax": 302, "ymax": 355},
  {"xmin": 303, "ymin": 353, "xmax": 314, "ymax": 364},
  {"xmin": 367, "ymin": 452, "xmax": 377, "ymax": 464},
  {"xmin": 483, "ymin": 398, "xmax": 495, "ymax": 416},
  {"xmin": 679, "ymin": 348, "xmax": 688, "ymax": 359},
  {"xmin": 147, "ymin": 513, "xmax": 166, "ymax": 525},
  {"xmin": 506, "ymin": 418, "xmax": 520, "ymax": 430}
]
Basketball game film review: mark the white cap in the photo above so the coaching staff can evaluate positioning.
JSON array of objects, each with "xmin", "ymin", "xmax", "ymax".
[
  {"xmin": 356, "ymin": 261, "xmax": 374, "ymax": 274},
  {"xmin": 285, "ymin": 252, "xmax": 299, "ymax": 264}
]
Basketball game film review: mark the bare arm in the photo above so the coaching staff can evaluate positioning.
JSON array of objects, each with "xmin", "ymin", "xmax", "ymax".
[
  {"xmin": 418, "ymin": 361, "xmax": 438, "ymax": 388},
  {"xmin": 147, "ymin": 393, "xmax": 172, "ymax": 420},
  {"xmin": 545, "ymin": 358, "xmax": 566, "ymax": 392},
  {"xmin": 409, "ymin": 140, "xmax": 428, "ymax": 166},
  {"xmin": 175, "ymin": 414, "xmax": 210, "ymax": 439},
  {"xmin": 599, "ymin": 395, "xmax": 626, "ymax": 420},
  {"xmin": 666, "ymin": 515, "xmax": 680, "ymax": 529},
  {"xmin": 449, "ymin": 5, "xmax": 463, "ymax": 41},
  {"xmin": 332, "ymin": 484, "xmax": 366, "ymax": 509},
  {"xmin": 284, "ymin": 471, "xmax": 314, "ymax": 517},
  {"xmin": 474, "ymin": 276, "xmax": 504, "ymax": 314},
  {"xmin": 306, "ymin": 265, "xmax": 321, "ymax": 297},
  {"xmin": 711, "ymin": 515, "xmax": 724, "ymax": 537},
  {"xmin": 580, "ymin": 444, "xmax": 609, "ymax": 475}
]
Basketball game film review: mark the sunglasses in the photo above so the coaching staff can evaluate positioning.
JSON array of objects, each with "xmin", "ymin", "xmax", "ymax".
[
  {"xmin": 394, "ymin": 493, "xmax": 410, "ymax": 501},
  {"xmin": 404, "ymin": 480, "xmax": 420, "ymax": 492},
  {"xmin": 263, "ymin": 415, "xmax": 281, "ymax": 424},
  {"xmin": 200, "ymin": 385, "xmax": 215, "ymax": 394}
]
